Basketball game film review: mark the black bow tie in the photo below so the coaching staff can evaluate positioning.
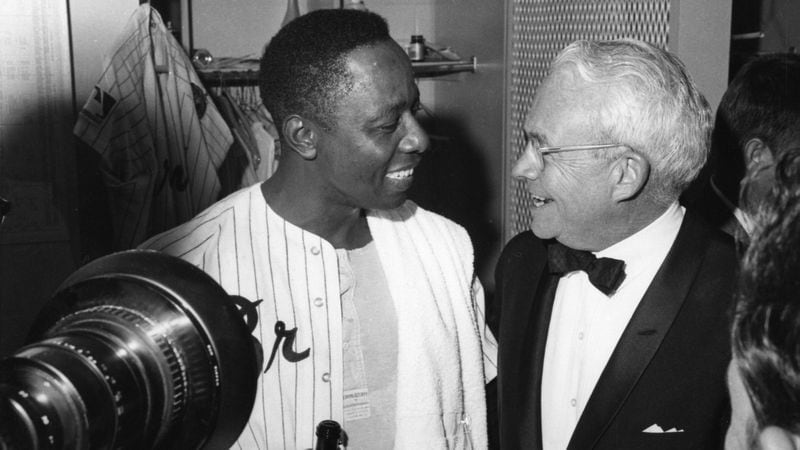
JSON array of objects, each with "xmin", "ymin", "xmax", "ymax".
[{"xmin": 547, "ymin": 241, "xmax": 626, "ymax": 296}]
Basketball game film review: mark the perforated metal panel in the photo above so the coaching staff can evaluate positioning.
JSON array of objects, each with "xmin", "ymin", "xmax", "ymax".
[{"xmin": 504, "ymin": 0, "xmax": 671, "ymax": 239}]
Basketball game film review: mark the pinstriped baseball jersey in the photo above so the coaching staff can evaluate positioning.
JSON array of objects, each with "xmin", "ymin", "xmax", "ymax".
[
  {"xmin": 140, "ymin": 183, "xmax": 498, "ymax": 449},
  {"xmin": 73, "ymin": 5, "xmax": 232, "ymax": 250}
]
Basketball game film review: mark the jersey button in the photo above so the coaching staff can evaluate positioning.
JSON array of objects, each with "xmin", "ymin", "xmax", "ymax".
[
  {"xmin": 310, "ymin": 246, "xmax": 320, "ymax": 255},
  {"xmin": 314, "ymin": 297, "xmax": 324, "ymax": 307},
  {"xmin": 321, "ymin": 372, "xmax": 330, "ymax": 382}
]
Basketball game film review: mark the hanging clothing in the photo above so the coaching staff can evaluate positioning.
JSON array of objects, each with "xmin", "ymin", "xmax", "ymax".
[
  {"xmin": 213, "ymin": 89, "xmax": 278, "ymax": 191},
  {"xmin": 73, "ymin": 4, "xmax": 232, "ymax": 250}
]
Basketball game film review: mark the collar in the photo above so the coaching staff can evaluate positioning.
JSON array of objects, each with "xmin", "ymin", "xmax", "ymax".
[{"xmin": 595, "ymin": 201, "xmax": 684, "ymax": 279}]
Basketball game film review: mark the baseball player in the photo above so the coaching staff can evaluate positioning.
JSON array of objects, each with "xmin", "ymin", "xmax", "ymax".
[{"xmin": 141, "ymin": 9, "xmax": 497, "ymax": 449}]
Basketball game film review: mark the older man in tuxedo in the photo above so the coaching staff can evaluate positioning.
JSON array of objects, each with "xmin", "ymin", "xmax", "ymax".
[{"xmin": 495, "ymin": 39, "xmax": 738, "ymax": 450}]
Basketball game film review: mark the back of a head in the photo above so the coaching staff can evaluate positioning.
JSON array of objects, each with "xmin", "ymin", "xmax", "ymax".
[
  {"xmin": 733, "ymin": 147, "xmax": 800, "ymax": 434},
  {"xmin": 711, "ymin": 54, "xmax": 800, "ymax": 200},
  {"xmin": 259, "ymin": 9, "xmax": 391, "ymax": 133},
  {"xmin": 550, "ymin": 39, "xmax": 712, "ymax": 203},
  {"xmin": 718, "ymin": 54, "xmax": 800, "ymax": 158}
]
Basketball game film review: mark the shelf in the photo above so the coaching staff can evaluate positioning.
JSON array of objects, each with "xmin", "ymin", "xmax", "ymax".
[
  {"xmin": 412, "ymin": 57, "xmax": 477, "ymax": 77},
  {"xmin": 196, "ymin": 56, "xmax": 476, "ymax": 87},
  {"xmin": 196, "ymin": 58, "xmax": 259, "ymax": 87}
]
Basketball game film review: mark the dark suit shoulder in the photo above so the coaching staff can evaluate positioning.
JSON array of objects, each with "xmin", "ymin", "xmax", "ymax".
[
  {"xmin": 683, "ymin": 179, "xmax": 734, "ymax": 232},
  {"xmin": 688, "ymin": 208, "xmax": 735, "ymax": 244},
  {"xmin": 495, "ymin": 231, "xmax": 548, "ymax": 294},
  {"xmin": 497, "ymin": 230, "xmax": 546, "ymax": 268},
  {"xmin": 669, "ymin": 209, "xmax": 739, "ymax": 317},
  {"xmin": 501, "ymin": 230, "xmax": 541, "ymax": 253},
  {"xmin": 493, "ymin": 231, "xmax": 550, "ymax": 336},
  {"xmin": 682, "ymin": 208, "xmax": 739, "ymax": 271}
]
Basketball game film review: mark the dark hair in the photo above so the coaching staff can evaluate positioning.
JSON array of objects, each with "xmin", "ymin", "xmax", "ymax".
[
  {"xmin": 259, "ymin": 9, "xmax": 392, "ymax": 132},
  {"xmin": 711, "ymin": 53, "xmax": 800, "ymax": 202},
  {"xmin": 733, "ymin": 146, "xmax": 800, "ymax": 434}
]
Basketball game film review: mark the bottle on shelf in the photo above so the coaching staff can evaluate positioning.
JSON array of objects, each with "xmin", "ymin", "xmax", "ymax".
[
  {"xmin": 408, "ymin": 35, "xmax": 425, "ymax": 62},
  {"xmin": 315, "ymin": 420, "xmax": 342, "ymax": 450},
  {"xmin": 342, "ymin": 0, "xmax": 368, "ymax": 10}
]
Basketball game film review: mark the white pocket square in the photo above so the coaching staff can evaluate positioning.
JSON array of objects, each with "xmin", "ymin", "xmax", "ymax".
[{"xmin": 642, "ymin": 424, "xmax": 685, "ymax": 433}]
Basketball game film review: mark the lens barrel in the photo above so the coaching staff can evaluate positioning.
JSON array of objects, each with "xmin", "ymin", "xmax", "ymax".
[{"xmin": 0, "ymin": 250, "xmax": 258, "ymax": 450}]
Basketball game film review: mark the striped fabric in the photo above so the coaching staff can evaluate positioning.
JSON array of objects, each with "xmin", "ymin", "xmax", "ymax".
[
  {"xmin": 140, "ymin": 183, "xmax": 498, "ymax": 449},
  {"xmin": 74, "ymin": 5, "xmax": 232, "ymax": 249}
]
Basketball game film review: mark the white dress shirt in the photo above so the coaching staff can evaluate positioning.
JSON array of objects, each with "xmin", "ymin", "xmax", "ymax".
[{"xmin": 541, "ymin": 202, "xmax": 685, "ymax": 450}]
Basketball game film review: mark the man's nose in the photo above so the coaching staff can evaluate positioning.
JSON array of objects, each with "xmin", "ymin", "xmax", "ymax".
[
  {"xmin": 511, "ymin": 145, "xmax": 543, "ymax": 179},
  {"xmin": 399, "ymin": 114, "xmax": 429, "ymax": 154}
]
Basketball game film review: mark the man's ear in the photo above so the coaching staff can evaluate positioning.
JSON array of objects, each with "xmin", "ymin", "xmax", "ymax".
[
  {"xmin": 282, "ymin": 115, "xmax": 318, "ymax": 160},
  {"xmin": 758, "ymin": 426, "xmax": 800, "ymax": 450},
  {"xmin": 610, "ymin": 150, "xmax": 650, "ymax": 202},
  {"xmin": 744, "ymin": 138, "xmax": 775, "ymax": 171}
]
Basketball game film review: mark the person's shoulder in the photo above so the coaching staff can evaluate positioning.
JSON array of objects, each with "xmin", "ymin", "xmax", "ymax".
[
  {"xmin": 682, "ymin": 179, "xmax": 734, "ymax": 231},
  {"xmin": 505, "ymin": 229, "xmax": 539, "ymax": 247},
  {"xmin": 376, "ymin": 200, "xmax": 467, "ymax": 233},
  {"xmin": 502, "ymin": 229, "xmax": 542, "ymax": 256},
  {"xmin": 678, "ymin": 208, "xmax": 740, "ymax": 284},
  {"xmin": 496, "ymin": 230, "xmax": 545, "ymax": 274},
  {"xmin": 683, "ymin": 208, "xmax": 737, "ymax": 256},
  {"xmin": 495, "ymin": 231, "xmax": 547, "ymax": 298},
  {"xmin": 141, "ymin": 185, "xmax": 259, "ymax": 251}
]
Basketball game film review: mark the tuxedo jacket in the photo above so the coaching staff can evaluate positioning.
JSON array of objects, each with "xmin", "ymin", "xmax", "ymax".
[
  {"xmin": 683, "ymin": 180, "xmax": 749, "ymax": 250},
  {"xmin": 495, "ymin": 210, "xmax": 738, "ymax": 450}
]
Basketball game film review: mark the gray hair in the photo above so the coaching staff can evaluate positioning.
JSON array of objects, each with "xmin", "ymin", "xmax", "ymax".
[{"xmin": 551, "ymin": 39, "xmax": 712, "ymax": 203}]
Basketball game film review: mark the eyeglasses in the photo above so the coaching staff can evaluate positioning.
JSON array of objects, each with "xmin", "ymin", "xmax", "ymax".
[
  {"xmin": 513, "ymin": 142, "xmax": 631, "ymax": 178},
  {"xmin": 534, "ymin": 143, "xmax": 628, "ymax": 156},
  {"xmin": 521, "ymin": 142, "xmax": 629, "ymax": 166}
]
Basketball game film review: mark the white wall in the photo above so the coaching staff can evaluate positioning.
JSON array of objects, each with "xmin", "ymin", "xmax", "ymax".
[
  {"xmin": 70, "ymin": 0, "xmax": 139, "ymax": 113},
  {"xmin": 670, "ymin": 0, "xmax": 732, "ymax": 112},
  {"xmin": 191, "ymin": 0, "xmax": 439, "ymax": 59}
]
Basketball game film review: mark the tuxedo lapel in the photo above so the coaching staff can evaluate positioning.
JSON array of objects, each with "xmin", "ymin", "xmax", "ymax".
[
  {"xmin": 567, "ymin": 213, "xmax": 710, "ymax": 450},
  {"xmin": 519, "ymin": 273, "xmax": 559, "ymax": 447},
  {"xmin": 498, "ymin": 233, "xmax": 558, "ymax": 449}
]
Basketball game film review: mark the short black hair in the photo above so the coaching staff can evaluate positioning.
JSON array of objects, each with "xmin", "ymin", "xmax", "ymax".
[
  {"xmin": 259, "ymin": 9, "xmax": 392, "ymax": 132},
  {"xmin": 711, "ymin": 54, "xmax": 800, "ymax": 200},
  {"xmin": 720, "ymin": 54, "xmax": 800, "ymax": 153}
]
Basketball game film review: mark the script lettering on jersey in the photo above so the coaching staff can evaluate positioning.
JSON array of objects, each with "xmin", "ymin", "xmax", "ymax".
[
  {"xmin": 229, "ymin": 295, "xmax": 262, "ymax": 332},
  {"xmin": 264, "ymin": 321, "xmax": 310, "ymax": 373},
  {"xmin": 227, "ymin": 295, "xmax": 310, "ymax": 373}
]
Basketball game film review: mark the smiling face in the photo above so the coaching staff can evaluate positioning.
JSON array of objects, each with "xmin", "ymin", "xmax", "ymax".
[
  {"xmin": 512, "ymin": 69, "xmax": 619, "ymax": 250},
  {"xmin": 313, "ymin": 40, "xmax": 429, "ymax": 211}
]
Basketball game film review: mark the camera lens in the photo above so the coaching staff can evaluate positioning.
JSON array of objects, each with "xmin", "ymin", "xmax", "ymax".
[{"xmin": 0, "ymin": 250, "xmax": 258, "ymax": 449}]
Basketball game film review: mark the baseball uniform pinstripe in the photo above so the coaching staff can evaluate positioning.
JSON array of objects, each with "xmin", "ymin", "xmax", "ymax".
[
  {"xmin": 73, "ymin": 5, "xmax": 232, "ymax": 250},
  {"xmin": 140, "ymin": 183, "xmax": 498, "ymax": 449}
]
